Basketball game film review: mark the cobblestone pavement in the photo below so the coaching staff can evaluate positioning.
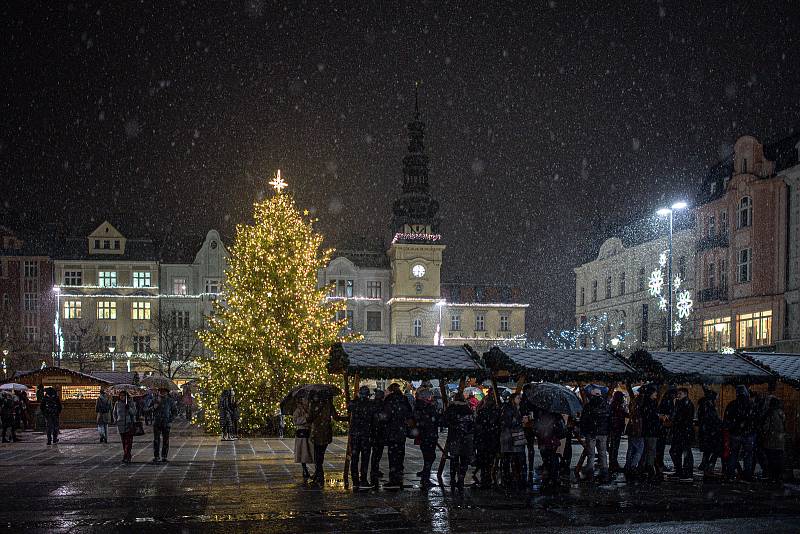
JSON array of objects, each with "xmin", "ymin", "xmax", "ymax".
[{"xmin": 1, "ymin": 422, "xmax": 798, "ymax": 533}]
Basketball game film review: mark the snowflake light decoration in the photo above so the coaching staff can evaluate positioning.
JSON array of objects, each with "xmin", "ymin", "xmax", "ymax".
[
  {"xmin": 648, "ymin": 269, "xmax": 664, "ymax": 297},
  {"xmin": 676, "ymin": 290, "xmax": 693, "ymax": 319},
  {"xmin": 658, "ymin": 296, "xmax": 668, "ymax": 311},
  {"xmin": 673, "ymin": 276, "xmax": 682, "ymax": 291},
  {"xmin": 673, "ymin": 321, "xmax": 682, "ymax": 335},
  {"xmin": 659, "ymin": 251, "xmax": 668, "ymax": 268}
]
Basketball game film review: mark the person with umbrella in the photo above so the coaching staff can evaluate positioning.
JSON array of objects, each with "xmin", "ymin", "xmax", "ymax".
[
  {"xmin": 95, "ymin": 387, "xmax": 112, "ymax": 443},
  {"xmin": 292, "ymin": 397, "xmax": 314, "ymax": 481},
  {"xmin": 382, "ymin": 383, "xmax": 412, "ymax": 490},
  {"xmin": 535, "ymin": 408, "xmax": 568, "ymax": 492},
  {"xmin": 41, "ymin": 386, "xmax": 62, "ymax": 445},
  {"xmin": 113, "ymin": 390, "xmax": 137, "ymax": 463},
  {"xmin": 152, "ymin": 387, "xmax": 178, "ymax": 463},
  {"xmin": 500, "ymin": 392, "xmax": 526, "ymax": 492}
]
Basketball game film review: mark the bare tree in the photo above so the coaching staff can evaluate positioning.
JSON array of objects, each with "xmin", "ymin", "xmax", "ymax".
[
  {"xmin": 138, "ymin": 307, "xmax": 205, "ymax": 380},
  {"xmin": 60, "ymin": 317, "xmax": 105, "ymax": 372},
  {"xmin": 0, "ymin": 306, "xmax": 53, "ymax": 376}
]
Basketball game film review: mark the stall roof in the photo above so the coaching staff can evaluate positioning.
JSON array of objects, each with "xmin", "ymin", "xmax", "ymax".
[
  {"xmin": 6, "ymin": 366, "xmax": 113, "ymax": 386},
  {"xmin": 484, "ymin": 347, "xmax": 638, "ymax": 382},
  {"xmin": 742, "ymin": 352, "xmax": 800, "ymax": 388},
  {"xmin": 328, "ymin": 343, "xmax": 483, "ymax": 380},
  {"xmin": 630, "ymin": 350, "xmax": 774, "ymax": 385},
  {"xmin": 89, "ymin": 371, "xmax": 136, "ymax": 384}
]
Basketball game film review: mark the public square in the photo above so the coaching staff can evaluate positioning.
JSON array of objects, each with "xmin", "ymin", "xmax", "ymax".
[{"xmin": 1, "ymin": 422, "xmax": 798, "ymax": 533}]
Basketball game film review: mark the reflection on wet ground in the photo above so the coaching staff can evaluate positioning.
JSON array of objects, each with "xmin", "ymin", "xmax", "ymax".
[{"xmin": 0, "ymin": 423, "xmax": 798, "ymax": 532}]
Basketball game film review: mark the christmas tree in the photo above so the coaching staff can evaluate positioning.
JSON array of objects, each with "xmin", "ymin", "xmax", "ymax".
[{"xmin": 198, "ymin": 171, "xmax": 348, "ymax": 433}]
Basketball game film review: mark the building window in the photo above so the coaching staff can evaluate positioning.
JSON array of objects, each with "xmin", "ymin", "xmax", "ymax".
[
  {"xmin": 102, "ymin": 335, "xmax": 116, "ymax": 351},
  {"xmin": 98, "ymin": 271, "xmax": 117, "ymax": 288},
  {"xmin": 500, "ymin": 314, "xmax": 509, "ymax": 332},
  {"xmin": 720, "ymin": 211, "xmax": 728, "ymax": 237},
  {"xmin": 475, "ymin": 314, "xmax": 485, "ymax": 331},
  {"xmin": 605, "ymin": 276, "xmax": 612, "ymax": 299},
  {"xmin": 707, "ymin": 262, "xmax": 715, "ymax": 288},
  {"xmin": 737, "ymin": 196, "xmax": 752, "ymax": 228},
  {"xmin": 413, "ymin": 318, "xmax": 423, "ymax": 337},
  {"xmin": 366, "ymin": 311, "xmax": 382, "ymax": 332},
  {"xmin": 638, "ymin": 267, "xmax": 646, "ymax": 292},
  {"xmin": 23, "ymin": 293, "xmax": 38, "ymax": 312},
  {"xmin": 173, "ymin": 278, "xmax": 187, "ymax": 295},
  {"xmin": 450, "ymin": 314, "xmax": 461, "ymax": 331},
  {"xmin": 738, "ymin": 248, "xmax": 752, "ymax": 283},
  {"xmin": 132, "ymin": 271, "xmax": 151, "ymax": 288},
  {"xmin": 579, "ymin": 287, "xmax": 585, "ymax": 307},
  {"xmin": 205, "ymin": 279, "xmax": 220, "ymax": 294},
  {"xmin": 591, "ymin": 280, "xmax": 598, "ymax": 302},
  {"xmin": 618, "ymin": 272, "xmax": 625, "ymax": 296},
  {"xmin": 103, "ymin": 240, "xmax": 111, "ymax": 249},
  {"xmin": 94, "ymin": 239, "xmax": 100, "ymax": 249},
  {"xmin": 133, "ymin": 336, "xmax": 151, "ymax": 353},
  {"xmin": 736, "ymin": 310, "xmax": 772, "ymax": 348},
  {"xmin": 336, "ymin": 309, "xmax": 354, "ymax": 331},
  {"xmin": 63, "ymin": 300, "xmax": 82, "ymax": 319},
  {"xmin": 641, "ymin": 304, "xmax": 649, "ymax": 343},
  {"xmin": 367, "ymin": 281, "xmax": 382, "ymax": 299},
  {"xmin": 702, "ymin": 316, "xmax": 731, "ymax": 351},
  {"xmin": 331, "ymin": 279, "xmax": 354, "ymax": 298},
  {"xmin": 97, "ymin": 301, "xmax": 117, "ymax": 320},
  {"xmin": 171, "ymin": 310, "xmax": 190, "ymax": 328},
  {"xmin": 114, "ymin": 240, "xmax": 120, "ymax": 250},
  {"xmin": 65, "ymin": 333, "xmax": 80, "ymax": 353},
  {"xmin": 23, "ymin": 261, "xmax": 38, "ymax": 278},
  {"xmin": 64, "ymin": 271, "xmax": 83, "ymax": 286},
  {"xmin": 707, "ymin": 215, "xmax": 716, "ymax": 237},
  {"xmin": 24, "ymin": 326, "xmax": 38, "ymax": 342},
  {"xmin": 678, "ymin": 256, "xmax": 686, "ymax": 280},
  {"xmin": 131, "ymin": 301, "xmax": 151, "ymax": 320},
  {"xmin": 719, "ymin": 258, "xmax": 727, "ymax": 288}
]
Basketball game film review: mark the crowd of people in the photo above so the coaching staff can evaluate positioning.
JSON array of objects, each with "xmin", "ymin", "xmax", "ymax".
[{"xmin": 289, "ymin": 381, "xmax": 788, "ymax": 493}]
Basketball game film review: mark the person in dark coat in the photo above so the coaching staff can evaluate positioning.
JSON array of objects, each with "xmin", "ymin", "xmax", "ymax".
[
  {"xmin": 113, "ymin": 390, "xmax": 137, "ymax": 463},
  {"xmin": 608, "ymin": 391, "xmax": 628, "ymax": 473},
  {"xmin": 474, "ymin": 391, "xmax": 501, "ymax": 489},
  {"xmin": 1, "ymin": 392, "xmax": 17, "ymax": 443},
  {"xmin": 696, "ymin": 388, "xmax": 723, "ymax": 475},
  {"xmin": 348, "ymin": 386, "xmax": 376, "ymax": 489},
  {"xmin": 668, "ymin": 388, "xmax": 695, "ymax": 480},
  {"xmin": 580, "ymin": 389, "xmax": 611, "ymax": 482},
  {"xmin": 413, "ymin": 388, "xmax": 439, "ymax": 487},
  {"xmin": 520, "ymin": 387, "xmax": 537, "ymax": 483},
  {"xmin": 218, "ymin": 389, "xmax": 235, "ymax": 441},
  {"xmin": 500, "ymin": 393, "xmax": 526, "ymax": 491},
  {"xmin": 41, "ymin": 387, "xmax": 62, "ymax": 445},
  {"xmin": 760, "ymin": 396, "xmax": 785, "ymax": 483},
  {"xmin": 640, "ymin": 385, "xmax": 662, "ymax": 483},
  {"xmin": 95, "ymin": 389, "xmax": 112, "ymax": 443},
  {"xmin": 723, "ymin": 385, "xmax": 756, "ymax": 481},
  {"xmin": 382, "ymin": 383, "xmax": 412, "ymax": 489},
  {"xmin": 624, "ymin": 390, "xmax": 644, "ymax": 481},
  {"xmin": 444, "ymin": 391, "xmax": 475, "ymax": 492},
  {"xmin": 369, "ymin": 389, "xmax": 386, "ymax": 486},
  {"xmin": 152, "ymin": 387, "xmax": 178, "ymax": 462},
  {"xmin": 309, "ymin": 395, "xmax": 346, "ymax": 486},
  {"xmin": 656, "ymin": 387, "xmax": 676, "ymax": 474},
  {"xmin": 535, "ymin": 409, "xmax": 566, "ymax": 492}
]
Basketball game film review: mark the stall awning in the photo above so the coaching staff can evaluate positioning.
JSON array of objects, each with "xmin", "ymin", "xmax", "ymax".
[
  {"xmin": 328, "ymin": 342, "xmax": 484, "ymax": 380},
  {"xmin": 742, "ymin": 352, "xmax": 800, "ymax": 388},
  {"xmin": 484, "ymin": 347, "xmax": 638, "ymax": 382},
  {"xmin": 7, "ymin": 366, "xmax": 114, "ymax": 387},
  {"xmin": 630, "ymin": 350, "xmax": 774, "ymax": 385}
]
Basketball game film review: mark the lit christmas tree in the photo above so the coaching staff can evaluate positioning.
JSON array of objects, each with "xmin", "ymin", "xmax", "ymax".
[{"xmin": 198, "ymin": 171, "xmax": 348, "ymax": 432}]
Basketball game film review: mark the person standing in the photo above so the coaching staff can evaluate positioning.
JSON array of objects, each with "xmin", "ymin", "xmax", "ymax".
[
  {"xmin": 535, "ymin": 410, "xmax": 566, "ymax": 493},
  {"xmin": 580, "ymin": 388, "xmax": 611, "ymax": 482},
  {"xmin": 292, "ymin": 398, "xmax": 314, "ymax": 480},
  {"xmin": 475, "ymin": 391, "xmax": 501, "ymax": 489},
  {"xmin": 413, "ymin": 388, "xmax": 438, "ymax": 488},
  {"xmin": 520, "ymin": 387, "xmax": 537, "ymax": 484},
  {"xmin": 348, "ymin": 386, "xmax": 376, "ymax": 490},
  {"xmin": 623, "ymin": 389, "xmax": 644, "ymax": 482},
  {"xmin": 95, "ymin": 388, "xmax": 112, "ymax": 443},
  {"xmin": 369, "ymin": 389, "xmax": 387, "ymax": 486},
  {"xmin": 608, "ymin": 391, "xmax": 628, "ymax": 473},
  {"xmin": 230, "ymin": 390, "xmax": 240, "ymax": 440},
  {"xmin": 640, "ymin": 385, "xmax": 662, "ymax": 483},
  {"xmin": 41, "ymin": 387, "xmax": 62, "ymax": 445},
  {"xmin": 382, "ymin": 383, "xmax": 412, "ymax": 490},
  {"xmin": 760, "ymin": 396, "xmax": 785, "ymax": 483},
  {"xmin": 724, "ymin": 385, "xmax": 756, "ymax": 481},
  {"xmin": 309, "ymin": 394, "xmax": 346, "ymax": 486},
  {"xmin": 444, "ymin": 391, "xmax": 475, "ymax": 493},
  {"xmin": 1, "ymin": 392, "xmax": 16, "ymax": 443},
  {"xmin": 113, "ymin": 391, "xmax": 137, "ymax": 463},
  {"xmin": 696, "ymin": 389, "xmax": 722, "ymax": 476},
  {"xmin": 656, "ymin": 387, "xmax": 676, "ymax": 475},
  {"xmin": 142, "ymin": 390, "xmax": 154, "ymax": 426},
  {"xmin": 500, "ymin": 392, "xmax": 526, "ymax": 492},
  {"xmin": 669, "ymin": 388, "xmax": 695, "ymax": 481},
  {"xmin": 181, "ymin": 387, "xmax": 194, "ymax": 421},
  {"xmin": 218, "ymin": 389, "xmax": 234, "ymax": 440},
  {"xmin": 152, "ymin": 387, "xmax": 177, "ymax": 463}
]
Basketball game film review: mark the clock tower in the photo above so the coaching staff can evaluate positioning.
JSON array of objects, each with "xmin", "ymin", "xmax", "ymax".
[{"xmin": 387, "ymin": 87, "xmax": 446, "ymax": 343}]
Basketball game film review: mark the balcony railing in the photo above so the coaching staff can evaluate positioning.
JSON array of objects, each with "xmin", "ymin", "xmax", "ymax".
[
  {"xmin": 698, "ymin": 286, "xmax": 728, "ymax": 302},
  {"xmin": 697, "ymin": 233, "xmax": 729, "ymax": 251}
]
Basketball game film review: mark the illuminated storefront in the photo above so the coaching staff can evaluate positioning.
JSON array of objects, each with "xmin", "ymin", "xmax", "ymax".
[
  {"xmin": 736, "ymin": 310, "xmax": 772, "ymax": 348},
  {"xmin": 702, "ymin": 316, "xmax": 731, "ymax": 351}
]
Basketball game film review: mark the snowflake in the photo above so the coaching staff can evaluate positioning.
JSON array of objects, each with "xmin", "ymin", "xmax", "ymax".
[
  {"xmin": 673, "ymin": 276, "xmax": 682, "ymax": 290},
  {"xmin": 659, "ymin": 251, "xmax": 668, "ymax": 268},
  {"xmin": 673, "ymin": 321, "xmax": 682, "ymax": 335},
  {"xmin": 676, "ymin": 290, "xmax": 693, "ymax": 319},
  {"xmin": 648, "ymin": 269, "xmax": 664, "ymax": 296},
  {"xmin": 658, "ymin": 296, "xmax": 668, "ymax": 311}
]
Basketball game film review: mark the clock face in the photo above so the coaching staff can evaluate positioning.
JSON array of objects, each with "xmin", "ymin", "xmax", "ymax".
[{"xmin": 412, "ymin": 264, "xmax": 426, "ymax": 278}]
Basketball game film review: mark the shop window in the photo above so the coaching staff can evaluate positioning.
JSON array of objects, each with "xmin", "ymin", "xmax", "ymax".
[{"xmin": 736, "ymin": 310, "xmax": 772, "ymax": 347}]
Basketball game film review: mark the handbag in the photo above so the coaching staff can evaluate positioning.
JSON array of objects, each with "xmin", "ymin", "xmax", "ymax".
[
  {"xmin": 511, "ymin": 429, "xmax": 527, "ymax": 447},
  {"xmin": 134, "ymin": 421, "xmax": 145, "ymax": 436}
]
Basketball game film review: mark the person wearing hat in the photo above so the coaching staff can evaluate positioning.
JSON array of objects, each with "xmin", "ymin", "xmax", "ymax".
[
  {"xmin": 347, "ymin": 385, "xmax": 377, "ymax": 490},
  {"xmin": 113, "ymin": 390, "xmax": 137, "ymax": 463},
  {"xmin": 152, "ymin": 387, "xmax": 177, "ymax": 463},
  {"xmin": 381, "ymin": 383, "xmax": 412, "ymax": 489},
  {"xmin": 369, "ymin": 389, "xmax": 387, "ymax": 486},
  {"xmin": 41, "ymin": 386, "xmax": 62, "ymax": 445}
]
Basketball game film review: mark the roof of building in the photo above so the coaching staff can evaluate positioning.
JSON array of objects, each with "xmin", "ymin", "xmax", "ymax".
[
  {"xmin": 630, "ymin": 350, "xmax": 773, "ymax": 384},
  {"xmin": 7, "ymin": 366, "xmax": 113, "ymax": 385},
  {"xmin": 87, "ymin": 371, "xmax": 137, "ymax": 385},
  {"xmin": 328, "ymin": 342, "xmax": 483, "ymax": 380},
  {"xmin": 484, "ymin": 347, "xmax": 637, "ymax": 381},
  {"xmin": 742, "ymin": 352, "xmax": 800, "ymax": 388},
  {"xmin": 332, "ymin": 249, "xmax": 390, "ymax": 269},
  {"xmin": 55, "ymin": 236, "xmax": 159, "ymax": 262}
]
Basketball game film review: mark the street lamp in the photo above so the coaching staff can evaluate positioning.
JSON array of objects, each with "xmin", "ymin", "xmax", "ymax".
[
  {"xmin": 656, "ymin": 201, "xmax": 689, "ymax": 351},
  {"xmin": 52, "ymin": 286, "xmax": 61, "ymax": 367},
  {"xmin": 126, "ymin": 351, "xmax": 132, "ymax": 373},
  {"xmin": 109, "ymin": 346, "xmax": 116, "ymax": 372}
]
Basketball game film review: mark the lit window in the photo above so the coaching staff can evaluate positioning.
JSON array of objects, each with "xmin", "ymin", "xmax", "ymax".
[
  {"xmin": 738, "ymin": 248, "xmax": 752, "ymax": 283},
  {"xmin": 23, "ymin": 293, "xmax": 38, "ymax": 312},
  {"xmin": 23, "ymin": 261, "xmax": 38, "ymax": 278},
  {"xmin": 64, "ymin": 271, "xmax": 83, "ymax": 286},
  {"xmin": 413, "ymin": 318, "xmax": 423, "ymax": 337},
  {"xmin": 173, "ymin": 278, "xmax": 187, "ymax": 295},
  {"xmin": 63, "ymin": 300, "xmax": 82, "ymax": 319},
  {"xmin": 500, "ymin": 314, "xmax": 509, "ymax": 332},
  {"xmin": 475, "ymin": 314, "xmax": 485, "ymax": 331},
  {"xmin": 205, "ymin": 279, "xmax": 220, "ymax": 294},
  {"xmin": 366, "ymin": 311, "xmax": 381, "ymax": 331},
  {"xmin": 132, "ymin": 271, "xmax": 151, "ymax": 288},
  {"xmin": 98, "ymin": 271, "xmax": 117, "ymax": 288},
  {"xmin": 367, "ymin": 281, "xmax": 382, "ymax": 299},
  {"xmin": 450, "ymin": 314, "xmax": 461, "ymax": 331},
  {"xmin": 97, "ymin": 301, "xmax": 117, "ymax": 320},
  {"xmin": 737, "ymin": 196, "xmax": 752, "ymax": 228},
  {"xmin": 736, "ymin": 310, "xmax": 772, "ymax": 348},
  {"xmin": 131, "ymin": 301, "xmax": 151, "ymax": 320},
  {"xmin": 702, "ymin": 316, "xmax": 731, "ymax": 351}
]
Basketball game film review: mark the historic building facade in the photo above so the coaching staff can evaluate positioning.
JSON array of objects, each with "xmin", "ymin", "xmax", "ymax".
[{"xmin": 319, "ymin": 102, "xmax": 528, "ymax": 348}]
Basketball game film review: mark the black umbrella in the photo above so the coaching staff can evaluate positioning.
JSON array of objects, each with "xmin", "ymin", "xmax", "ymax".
[
  {"xmin": 280, "ymin": 384, "xmax": 342, "ymax": 415},
  {"xmin": 524, "ymin": 382, "xmax": 583, "ymax": 416}
]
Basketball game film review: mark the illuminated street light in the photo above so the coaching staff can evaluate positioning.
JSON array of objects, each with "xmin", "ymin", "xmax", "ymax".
[{"xmin": 656, "ymin": 202, "xmax": 689, "ymax": 352}]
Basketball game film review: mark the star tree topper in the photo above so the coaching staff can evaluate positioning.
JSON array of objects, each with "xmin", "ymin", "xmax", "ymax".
[{"xmin": 269, "ymin": 169, "xmax": 288, "ymax": 193}]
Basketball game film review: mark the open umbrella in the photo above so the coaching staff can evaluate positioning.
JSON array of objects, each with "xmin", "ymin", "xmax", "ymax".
[
  {"xmin": 108, "ymin": 384, "xmax": 146, "ymax": 397},
  {"xmin": 582, "ymin": 384, "xmax": 609, "ymax": 397},
  {"xmin": 463, "ymin": 386, "xmax": 484, "ymax": 400},
  {"xmin": 0, "ymin": 383, "xmax": 29, "ymax": 392},
  {"xmin": 280, "ymin": 384, "xmax": 341, "ymax": 415},
  {"xmin": 140, "ymin": 375, "xmax": 179, "ymax": 391},
  {"xmin": 525, "ymin": 382, "xmax": 583, "ymax": 416}
]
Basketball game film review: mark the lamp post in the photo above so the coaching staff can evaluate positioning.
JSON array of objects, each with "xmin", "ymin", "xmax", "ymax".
[
  {"xmin": 434, "ymin": 300, "xmax": 446, "ymax": 346},
  {"xmin": 656, "ymin": 201, "xmax": 688, "ymax": 352},
  {"xmin": 109, "ymin": 346, "xmax": 116, "ymax": 372},
  {"xmin": 52, "ymin": 286, "xmax": 61, "ymax": 367},
  {"xmin": 126, "ymin": 351, "xmax": 132, "ymax": 373}
]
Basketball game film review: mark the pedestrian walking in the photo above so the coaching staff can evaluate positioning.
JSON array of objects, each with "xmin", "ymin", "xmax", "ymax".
[
  {"xmin": 1, "ymin": 391, "xmax": 17, "ymax": 443},
  {"xmin": 668, "ymin": 388, "xmax": 695, "ymax": 481},
  {"xmin": 113, "ymin": 391, "xmax": 137, "ymax": 463},
  {"xmin": 181, "ymin": 387, "xmax": 194, "ymax": 421},
  {"xmin": 697, "ymin": 388, "xmax": 722, "ymax": 476},
  {"xmin": 142, "ymin": 390, "xmax": 154, "ymax": 426},
  {"xmin": 95, "ymin": 388, "xmax": 112, "ymax": 443},
  {"xmin": 608, "ymin": 391, "xmax": 628, "ymax": 473},
  {"xmin": 152, "ymin": 387, "xmax": 177, "ymax": 463},
  {"xmin": 218, "ymin": 389, "xmax": 235, "ymax": 440},
  {"xmin": 475, "ymin": 391, "xmax": 501, "ymax": 489},
  {"xmin": 623, "ymin": 388, "xmax": 644, "ymax": 482},
  {"xmin": 760, "ymin": 396, "xmax": 785, "ymax": 483},
  {"xmin": 348, "ymin": 386, "xmax": 377, "ymax": 490},
  {"xmin": 292, "ymin": 398, "xmax": 314, "ymax": 480},
  {"xmin": 500, "ymin": 392, "xmax": 526, "ymax": 492},
  {"xmin": 382, "ymin": 383, "xmax": 412, "ymax": 489},
  {"xmin": 580, "ymin": 388, "xmax": 611, "ymax": 482},
  {"xmin": 41, "ymin": 386, "xmax": 62, "ymax": 445},
  {"xmin": 413, "ymin": 388, "xmax": 439, "ymax": 488},
  {"xmin": 724, "ymin": 385, "xmax": 757, "ymax": 481},
  {"xmin": 369, "ymin": 389, "xmax": 387, "ymax": 486},
  {"xmin": 640, "ymin": 385, "xmax": 662, "ymax": 484},
  {"xmin": 444, "ymin": 390, "xmax": 475, "ymax": 493}
]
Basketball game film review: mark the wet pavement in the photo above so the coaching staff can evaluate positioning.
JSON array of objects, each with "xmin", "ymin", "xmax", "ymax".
[{"xmin": 1, "ymin": 422, "xmax": 798, "ymax": 533}]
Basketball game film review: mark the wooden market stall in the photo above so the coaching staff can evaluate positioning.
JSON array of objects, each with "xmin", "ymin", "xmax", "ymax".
[{"xmin": 6, "ymin": 367, "xmax": 113, "ymax": 429}]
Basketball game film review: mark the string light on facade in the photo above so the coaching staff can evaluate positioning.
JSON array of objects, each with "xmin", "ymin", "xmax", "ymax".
[
  {"xmin": 676, "ymin": 290, "xmax": 694, "ymax": 319},
  {"xmin": 649, "ymin": 269, "xmax": 664, "ymax": 297}
]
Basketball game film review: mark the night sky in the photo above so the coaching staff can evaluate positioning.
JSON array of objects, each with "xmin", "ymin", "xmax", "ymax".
[{"xmin": 2, "ymin": 1, "xmax": 799, "ymax": 337}]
